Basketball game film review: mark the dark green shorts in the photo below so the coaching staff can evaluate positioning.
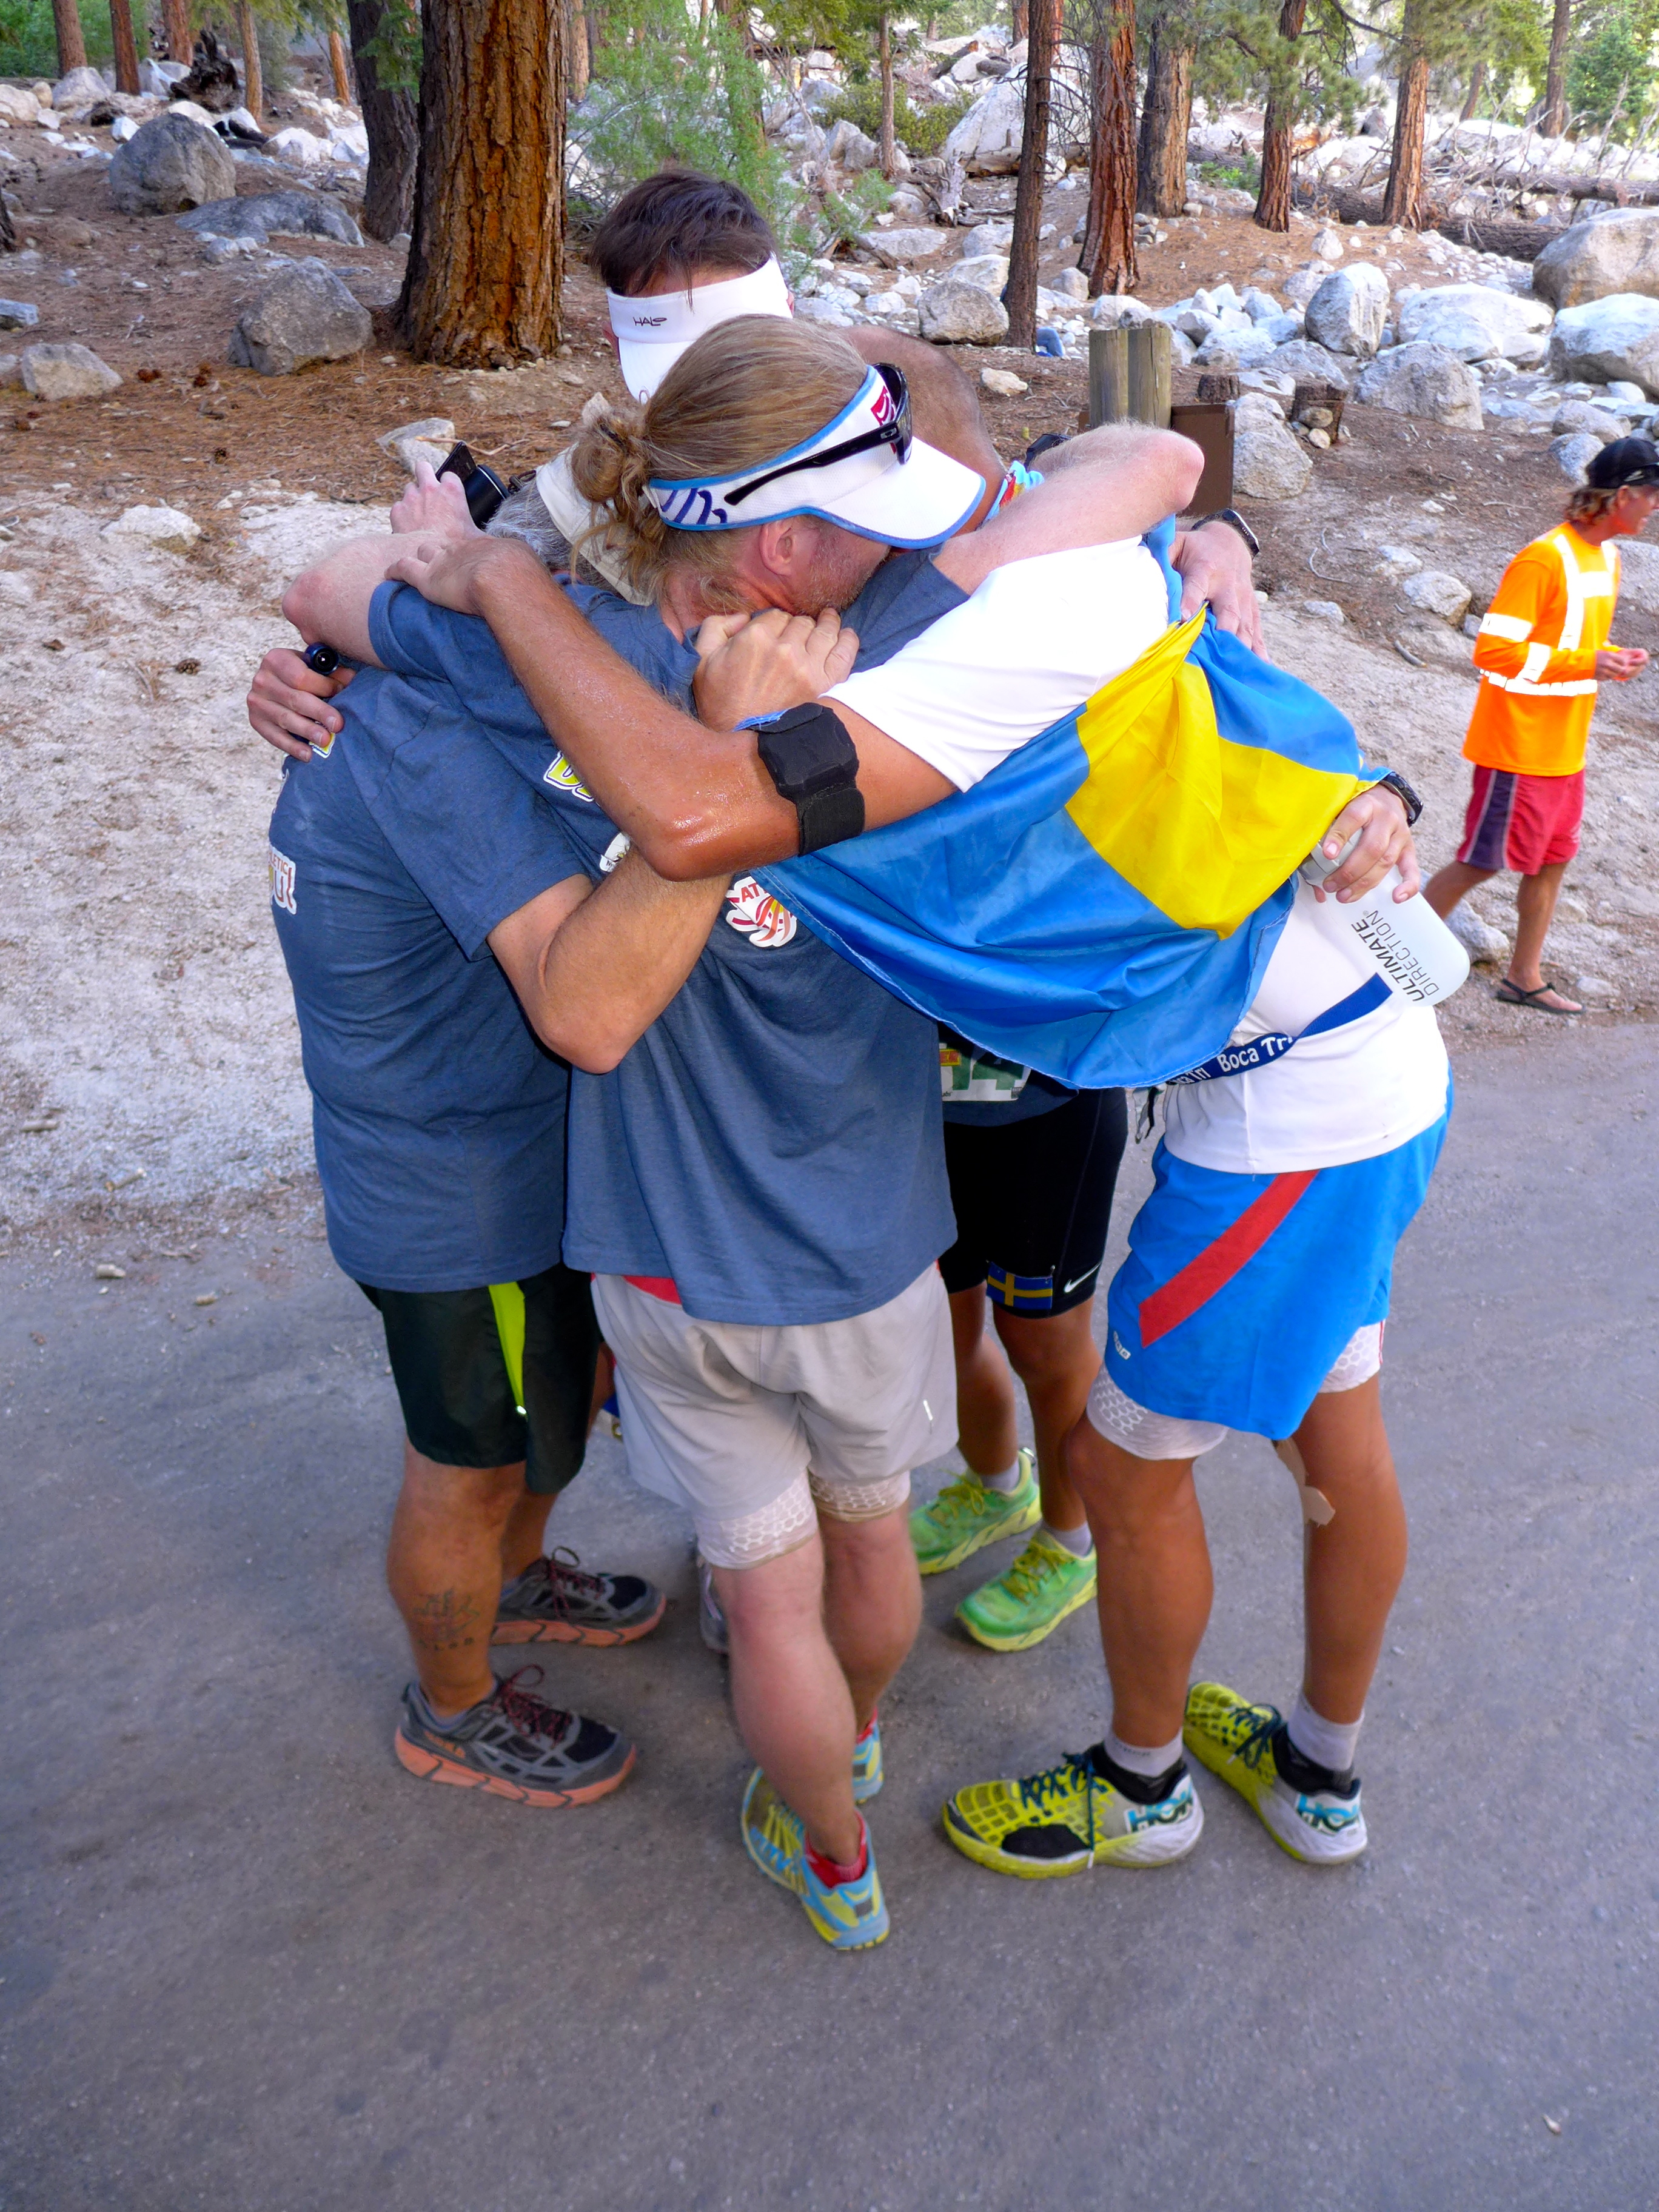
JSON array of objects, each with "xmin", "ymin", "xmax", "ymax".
[{"xmin": 358, "ymin": 1263, "xmax": 600, "ymax": 1496}]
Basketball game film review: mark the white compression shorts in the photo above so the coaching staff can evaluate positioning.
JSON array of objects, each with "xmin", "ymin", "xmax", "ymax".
[
  {"xmin": 1085, "ymin": 1321, "xmax": 1384, "ymax": 1461},
  {"xmin": 591, "ymin": 1267, "xmax": 956, "ymax": 1568}
]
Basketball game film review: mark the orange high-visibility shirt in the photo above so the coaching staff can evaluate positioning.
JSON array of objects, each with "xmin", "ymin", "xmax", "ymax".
[{"xmin": 1464, "ymin": 524, "xmax": 1619, "ymax": 777}]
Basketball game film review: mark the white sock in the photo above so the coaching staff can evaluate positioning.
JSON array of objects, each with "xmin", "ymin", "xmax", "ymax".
[
  {"xmin": 1103, "ymin": 1726, "xmax": 1184, "ymax": 1781},
  {"xmin": 1042, "ymin": 1517, "xmax": 1093, "ymax": 1558},
  {"xmin": 977, "ymin": 1460, "xmax": 1022, "ymax": 1494},
  {"xmin": 1287, "ymin": 1692, "xmax": 1362, "ymax": 1777}
]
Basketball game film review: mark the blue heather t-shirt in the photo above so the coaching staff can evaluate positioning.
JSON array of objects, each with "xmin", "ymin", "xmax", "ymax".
[
  {"xmin": 366, "ymin": 554, "xmax": 964, "ymax": 1326},
  {"xmin": 267, "ymin": 665, "xmax": 586, "ymax": 1292}
]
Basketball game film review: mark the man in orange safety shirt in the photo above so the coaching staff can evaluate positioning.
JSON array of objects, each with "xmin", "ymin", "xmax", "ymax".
[{"xmin": 1426, "ymin": 437, "xmax": 1657, "ymax": 1014}]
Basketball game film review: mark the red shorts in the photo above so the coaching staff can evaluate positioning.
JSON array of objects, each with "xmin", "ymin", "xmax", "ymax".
[{"xmin": 1456, "ymin": 765, "xmax": 1584, "ymax": 874}]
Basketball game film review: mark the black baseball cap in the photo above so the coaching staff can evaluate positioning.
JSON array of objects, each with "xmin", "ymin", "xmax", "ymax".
[{"xmin": 1587, "ymin": 435, "xmax": 1659, "ymax": 489}]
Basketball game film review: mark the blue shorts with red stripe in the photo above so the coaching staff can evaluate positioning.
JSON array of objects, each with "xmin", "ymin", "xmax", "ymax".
[{"xmin": 1102, "ymin": 1107, "xmax": 1450, "ymax": 1439}]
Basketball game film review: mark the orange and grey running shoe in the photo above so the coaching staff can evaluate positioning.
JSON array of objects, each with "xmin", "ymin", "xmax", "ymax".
[
  {"xmin": 395, "ymin": 1668, "xmax": 635, "ymax": 1807},
  {"xmin": 494, "ymin": 1549, "xmax": 665, "ymax": 1647}
]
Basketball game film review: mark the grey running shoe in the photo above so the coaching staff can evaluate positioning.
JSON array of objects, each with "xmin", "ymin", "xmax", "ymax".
[
  {"xmin": 494, "ymin": 1548, "xmax": 665, "ymax": 1647},
  {"xmin": 395, "ymin": 1669, "xmax": 635, "ymax": 1806},
  {"xmin": 697, "ymin": 1556, "xmax": 729, "ymax": 1655}
]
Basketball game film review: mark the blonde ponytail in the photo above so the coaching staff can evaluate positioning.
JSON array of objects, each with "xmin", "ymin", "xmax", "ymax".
[{"xmin": 569, "ymin": 315, "xmax": 869, "ymax": 602}]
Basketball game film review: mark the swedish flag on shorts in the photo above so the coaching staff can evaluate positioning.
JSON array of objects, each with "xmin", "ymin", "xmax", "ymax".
[
  {"xmin": 986, "ymin": 1267, "xmax": 1055, "ymax": 1313},
  {"xmin": 761, "ymin": 604, "xmax": 1379, "ymax": 1092}
]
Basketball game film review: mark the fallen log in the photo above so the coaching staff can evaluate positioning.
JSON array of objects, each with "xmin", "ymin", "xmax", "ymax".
[{"xmin": 1301, "ymin": 184, "xmax": 1562, "ymax": 262}]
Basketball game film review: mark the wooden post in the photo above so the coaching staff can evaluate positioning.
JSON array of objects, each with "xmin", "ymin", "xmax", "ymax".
[
  {"xmin": 109, "ymin": 0, "xmax": 141, "ymax": 94},
  {"xmin": 51, "ymin": 0, "xmax": 87, "ymax": 75},
  {"xmin": 1088, "ymin": 321, "xmax": 1170, "ymax": 425},
  {"xmin": 235, "ymin": 0, "xmax": 264, "ymax": 122}
]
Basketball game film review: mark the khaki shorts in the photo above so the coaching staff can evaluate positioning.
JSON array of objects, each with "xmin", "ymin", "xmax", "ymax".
[{"xmin": 591, "ymin": 1267, "xmax": 956, "ymax": 1567}]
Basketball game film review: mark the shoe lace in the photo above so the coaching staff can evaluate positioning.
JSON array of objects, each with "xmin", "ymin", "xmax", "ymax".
[
  {"xmin": 490, "ymin": 1665, "xmax": 574, "ymax": 1739},
  {"xmin": 1232, "ymin": 1706, "xmax": 1282, "ymax": 1774},
  {"xmin": 532, "ymin": 1547, "xmax": 605, "ymax": 1610},
  {"xmin": 1000, "ymin": 1544, "xmax": 1056, "ymax": 1602},
  {"xmin": 937, "ymin": 1473, "xmax": 992, "ymax": 1521},
  {"xmin": 1016, "ymin": 1752, "xmax": 1093, "ymax": 1822}
]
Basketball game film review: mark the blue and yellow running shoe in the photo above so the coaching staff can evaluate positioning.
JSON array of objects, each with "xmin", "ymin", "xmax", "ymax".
[
  {"xmin": 954, "ymin": 1528, "xmax": 1098, "ymax": 1652},
  {"xmin": 852, "ymin": 1715, "xmax": 883, "ymax": 1803},
  {"xmin": 943, "ymin": 1745, "xmax": 1202, "ymax": 1877},
  {"xmin": 909, "ymin": 1449, "xmax": 1039, "ymax": 1575},
  {"xmin": 1183, "ymin": 1683, "xmax": 1367, "ymax": 1865},
  {"xmin": 740, "ymin": 1770, "xmax": 890, "ymax": 1950}
]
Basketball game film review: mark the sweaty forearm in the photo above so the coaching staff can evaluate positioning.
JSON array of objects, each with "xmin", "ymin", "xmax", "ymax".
[{"xmin": 473, "ymin": 549, "xmax": 799, "ymax": 880}]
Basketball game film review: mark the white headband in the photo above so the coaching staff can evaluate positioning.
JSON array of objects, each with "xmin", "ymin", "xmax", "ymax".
[
  {"xmin": 607, "ymin": 259, "xmax": 792, "ymax": 399},
  {"xmin": 643, "ymin": 367, "xmax": 985, "ymax": 550}
]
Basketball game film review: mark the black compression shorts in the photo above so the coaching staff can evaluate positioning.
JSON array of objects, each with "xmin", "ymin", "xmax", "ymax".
[
  {"xmin": 357, "ymin": 1262, "xmax": 600, "ymax": 1495},
  {"xmin": 939, "ymin": 1087, "xmax": 1129, "ymax": 1317}
]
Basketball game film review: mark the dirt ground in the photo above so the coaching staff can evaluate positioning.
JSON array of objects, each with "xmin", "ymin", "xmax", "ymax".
[{"xmin": 2, "ymin": 134, "xmax": 1655, "ymax": 1261}]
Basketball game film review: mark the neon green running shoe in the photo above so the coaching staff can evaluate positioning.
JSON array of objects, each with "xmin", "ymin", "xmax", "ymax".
[
  {"xmin": 909, "ymin": 1448, "xmax": 1039, "ymax": 1575},
  {"xmin": 740, "ymin": 1770, "xmax": 889, "ymax": 1950},
  {"xmin": 942, "ymin": 1745, "xmax": 1202, "ymax": 1879},
  {"xmin": 954, "ymin": 1527, "xmax": 1098, "ymax": 1652},
  {"xmin": 1184, "ymin": 1683, "xmax": 1367, "ymax": 1865},
  {"xmin": 852, "ymin": 1715, "xmax": 883, "ymax": 1804}
]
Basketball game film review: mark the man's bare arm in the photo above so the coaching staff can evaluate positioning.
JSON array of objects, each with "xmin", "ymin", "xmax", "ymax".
[
  {"xmin": 934, "ymin": 426, "xmax": 1203, "ymax": 593},
  {"xmin": 281, "ymin": 536, "xmax": 404, "ymax": 666},
  {"xmin": 488, "ymin": 850, "xmax": 731, "ymax": 1071}
]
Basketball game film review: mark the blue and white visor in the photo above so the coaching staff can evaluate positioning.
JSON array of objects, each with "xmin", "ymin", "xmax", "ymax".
[
  {"xmin": 608, "ymin": 258, "xmax": 792, "ymax": 402},
  {"xmin": 643, "ymin": 367, "xmax": 985, "ymax": 548}
]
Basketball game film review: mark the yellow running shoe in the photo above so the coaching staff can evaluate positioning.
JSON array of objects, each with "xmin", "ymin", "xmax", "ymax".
[
  {"xmin": 740, "ymin": 1771, "xmax": 890, "ymax": 1949},
  {"xmin": 909, "ymin": 1449, "xmax": 1039, "ymax": 1575},
  {"xmin": 1183, "ymin": 1683, "xmax": 1367, "ymax": 1865},
  {"xmin": 954, "ymin": 1528, "xmax": 1097, "ymax": 1652},
  {"xmin": 942, "ymin": 1745, "xmax": 1202, "ymax": 1878}
]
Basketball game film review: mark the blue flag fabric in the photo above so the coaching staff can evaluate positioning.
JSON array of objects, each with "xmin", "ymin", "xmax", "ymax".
[{"xmin": 759, "ymin": 543, "xmax": 1375, "ymax": 1091}]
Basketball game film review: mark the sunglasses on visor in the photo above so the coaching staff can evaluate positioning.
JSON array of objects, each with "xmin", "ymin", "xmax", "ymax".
[{"xmin": 722, "ymin": 363, "xmax": 913, "ymax": 509}]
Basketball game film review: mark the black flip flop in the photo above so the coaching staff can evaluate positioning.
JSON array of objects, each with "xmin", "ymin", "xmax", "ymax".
[{"xmin": 1495, "ymin": 978, "xmax": 1582, "ymax": 1017}]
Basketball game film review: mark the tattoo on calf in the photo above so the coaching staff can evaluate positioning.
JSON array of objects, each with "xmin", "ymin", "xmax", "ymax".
[{"xmin": 411, "ymin": 1587, "xmax": 487, "ymax": 1651}]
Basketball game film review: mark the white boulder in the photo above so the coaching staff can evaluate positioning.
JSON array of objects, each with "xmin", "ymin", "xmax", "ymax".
[
  {"xmin": 1233, "ymin": 415, "xmax": 1313, "ymax": 500},
  {"xmin": 20, "ymin": 341, "xmax": 121, "ymax": 399},
  {"xmin": 1549, "ymin": 294, "xmax": 1659, "ymax": 397},
  {"xmin": 942, "ymin": 78, "xmax": 1025, "ymax": 175},
  {"xmin": 1401, "ymin": 568, "xmax": 1472, "ymax": 624},
  {"xmin": 102, "ymin": 503, "xmax": 200, "ymax": 551},
  {"xmin": 1355, "ymin": 343, "xmax": 1483, "ymax": 430},
  {"xmin": 918, "ymin": 278, "xmax": 1009, "ymax": 343},
  {"xmin": 1549, "ymin": 431, "xmax": 1602, "ymax": 483},
  {"xmin": 1304, "ymin": 263, "xmax": 1389, "ymax": 357},
  {"xmin": 1396, "ymin": 283, "xmax": 1552, "ymax": 366},
  {"xmin": 1533, "ymin": 209, "xmax": 1659, "ymax": 310}
]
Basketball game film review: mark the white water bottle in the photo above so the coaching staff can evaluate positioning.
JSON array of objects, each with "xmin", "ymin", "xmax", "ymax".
[{"xmin": 1299, "ymin": 836, "xmax": 1470, "ymax": 1009}]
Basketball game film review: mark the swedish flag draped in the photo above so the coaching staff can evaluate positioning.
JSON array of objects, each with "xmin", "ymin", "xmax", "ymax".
[{"xmin": 759, "ymin": 611, "xmax": 1376, "ymax": 1090}]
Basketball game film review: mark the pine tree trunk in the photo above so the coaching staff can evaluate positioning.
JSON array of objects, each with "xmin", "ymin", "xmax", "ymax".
[
  {"xmin": 50, "ymin": 0, "xmax": 87, "ymax": 75},
  {"xmin": 329, "ymin": 27, "xmax": 354, "ymax": 100},
  {"xmin": 1005, "ymin": 0, "xmax": 1057, "ymax": 347},
  {"xmin": 233, "ymin": 0, "xmax": 262, "ymax": 121},
  {"xmin": 398, "ymin": 0, "xmax": 565, "ymax": 365},
  {"xmin": 567, "ymin": 0, "xmax": 589, "ymax": 99},
  {"xmin": 1254, "ymin": 0, "xmax": 1306, "ymax": 230},
  {"xmin": 878, "ymin": 13, "xmax": 897, "ymax": 177},
  {"xmin": 1079, "ymin": 0, "xmax": 1137, "ymax": 295},
  {"xmin": 346, "ymin": 0, "xmax": 420, "ymax": 240},
  {"xmin": 1382, "ymin": 30, "xmax": 1429, "ymax": 226},
  {"xmin": 109, "ymin": 0, "xmax": 141, "ymax": 94},
  {"xmin": 1459, "ymin": 56, "xmax": 1485, "ymax": 121},
  {"xmin": 1136, "ymin": 21, "xmax": 1190, "ymax": 217},
  {"xmin": 1541, "ymin": 0, "xmax": 1571, "ymax": 135},
  {"xmin": 162, "ymin": 0, "xmax": 191, "ymax": 62}
]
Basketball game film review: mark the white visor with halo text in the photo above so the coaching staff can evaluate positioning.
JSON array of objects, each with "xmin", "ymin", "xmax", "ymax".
[
  {"xmin": 608, "ymin": 258, "xmax": 792, "ymax": 401},
  {"xmin": 643, "ymin": 367, "xmax": 986, "ymax": 549}
]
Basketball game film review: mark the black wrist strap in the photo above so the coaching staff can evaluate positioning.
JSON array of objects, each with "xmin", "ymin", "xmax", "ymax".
[{"xmin": 798, "ymin": 782, "xmax": 865, "ymax": 854}]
